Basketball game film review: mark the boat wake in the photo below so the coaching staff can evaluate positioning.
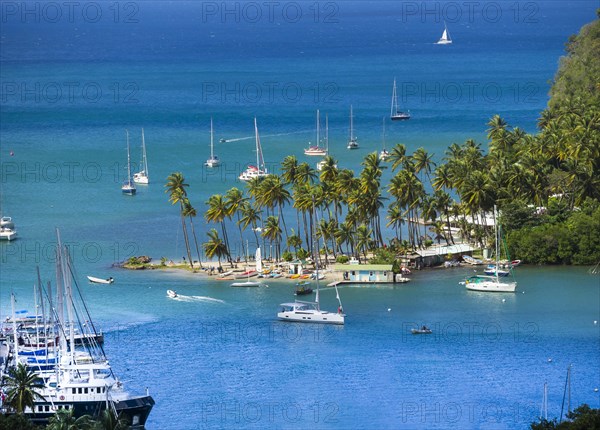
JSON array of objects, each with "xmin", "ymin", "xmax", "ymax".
[
  {"xmin": 172, "ymin": 294, "xmax": 225, "ymax": 304},
  {"xmin": 222, "ymin": 129, "xmax": 311, "ymax": 143}
]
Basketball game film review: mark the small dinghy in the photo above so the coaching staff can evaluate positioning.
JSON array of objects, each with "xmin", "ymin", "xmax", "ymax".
[
  {"xmin": 87, "ymin": 276, "xmax": 114, "ymax": 284},
  {"xmin": 411, "ymin": 326, "xmax": 432, "ymax": 335}
]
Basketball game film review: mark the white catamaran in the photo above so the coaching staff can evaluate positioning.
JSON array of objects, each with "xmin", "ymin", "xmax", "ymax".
[{"xmin": 133, "ymin": 128, "xmax": 149, "ymax": 184}]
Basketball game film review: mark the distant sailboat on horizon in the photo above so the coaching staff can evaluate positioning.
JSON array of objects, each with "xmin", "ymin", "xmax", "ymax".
[{"xmin": 436, "ymin": 22, "xmax": 452, "ymax": 45}]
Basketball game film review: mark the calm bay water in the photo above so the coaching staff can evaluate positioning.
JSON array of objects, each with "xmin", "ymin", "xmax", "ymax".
[{"xmin": 1, "ymin": 1, "xmax": 599, "ymax": 428}]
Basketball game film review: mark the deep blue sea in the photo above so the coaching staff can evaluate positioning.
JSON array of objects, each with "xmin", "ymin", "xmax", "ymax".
[{"xmin": 1, "ymin": 1, "xmax": 599, "ymax": 429}]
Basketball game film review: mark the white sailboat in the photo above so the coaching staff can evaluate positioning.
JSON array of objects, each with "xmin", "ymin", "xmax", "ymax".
[
  {"xmin": 436, "ymin": 22, "xmax": 452, "ymax": 45},
  {"xmin": 132, "ymin": 128, "xmax": 149, "ymax": 184},
  {"xmin": 316, "ymin": 114, "xmax": 336, "ymax": 171},
  {"xmin": 463, "ymin": 206, "xmax": 517, "ymax": 293},
  {"xmin": 239, "ymin": 118, "xmax": 269, "ymax": 181},
  {"xmin": 277, "ymin": 201, "xmax": 345, "ymax": 324},
  {"xmin": 204, "ymin": 117, "xmax": 221, "ymax": 168},
  {"xmin": 231, "ymin": 241, "xmax": 263, "ymax": 287},
  {"xmin": 379, "ymin": 117, "xmax": 390, "ymax": 160},
  {"xmin": 347, "ymin": 105, "xmax": 359, "ymax": 149},
  {"xmin": 390, "ymin": 78, "xmax": 411, "ymax": 120},
  {"xmin": 304, "ymin": 110, "xmax": 327, "ymax": 156},
  {"xmin": 121, "ymin": 130, "xmax": 136, "ymax": 195}
]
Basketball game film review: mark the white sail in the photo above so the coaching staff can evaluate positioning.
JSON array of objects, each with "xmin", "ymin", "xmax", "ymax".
[
  {"xmin": 255, "ymin": 247, "xmax": 262, "ymax": 273},
  {"xmin": 437, "ymin": 22, "xmax": 452, "ymax": 44}
]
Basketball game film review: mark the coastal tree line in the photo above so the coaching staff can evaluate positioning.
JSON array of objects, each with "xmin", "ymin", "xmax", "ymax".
[{"xmin": 163, "ymin": 14, "xmax": 599, "ymax": 268}]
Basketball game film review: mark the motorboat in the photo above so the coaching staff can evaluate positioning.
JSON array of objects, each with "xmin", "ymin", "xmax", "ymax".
[
  {"xmin": 295, "ymin": 281, "xmax": 313, "ymax": 296},
  {"xmin": 167, "ymin": 289, "xmax": 178, "ymax": 298},
  {"xmin": 86, "ymin": 276, "xmax": 114, "ymax": 284},
  {"xmin": 411, "ymin": 326, "xmax": 432, "ymax": 334}
]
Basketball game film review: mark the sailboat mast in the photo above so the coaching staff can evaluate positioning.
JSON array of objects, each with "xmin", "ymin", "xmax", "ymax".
[
  {"xmin": 316, "ymin": 109, "xmax": 320, "ymax": 148},
  {"xmin": 494, "ymin": 205, "xmax": 499, "ymax": 280},
  {"xmin": 349, "ymin": 105, "xmax": 354, "ymax": 140},
  {"xmin": 325, "ymin": 114, "xmax": 329, "ymax": 154},
  {"xmin": 126, "ymin": 130, "xmax": 132, "ymax": 186},
  {"xmin": 210, "ymin": 117, "xmax": 214, "ymax": 158},
  {"xmin": 382, "ymin": 116, "xmax": 386, "ymax": 150},
  {"xmin": 391, "ymin": 78, "xmax": 396, "ymax": 116},
  {"xmin": 142, "ymin": 128, "xmax": 148, "ymax": 177}
]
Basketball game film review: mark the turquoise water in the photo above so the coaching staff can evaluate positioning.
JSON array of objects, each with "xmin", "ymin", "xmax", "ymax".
[{"xmin": 1, "ymin": 1, "xmax": 600, "ymax": 428}]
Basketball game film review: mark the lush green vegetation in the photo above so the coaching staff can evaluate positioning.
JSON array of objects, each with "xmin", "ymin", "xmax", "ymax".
[
  {"xmin": 163, "ymin": 14, "xmax": 599, "ymax": 267},
  {"xmin": 530, "ymin": 404, "xmax": 600, "ymax": 429}
]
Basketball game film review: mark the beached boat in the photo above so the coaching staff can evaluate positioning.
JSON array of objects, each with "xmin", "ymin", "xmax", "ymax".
[
  {"xmin": 167, "ymin": 289, "xmax": 178, "ymax": 298},
  {"xmin": 462, "ymin": 255, "xmax": 483, "ymax": 265},
  {"xmin": 204, "ymin": 117, "xmax": 221, "ymax": 168},
  {"xmin": 239, "ymin": 118, "xmax": 268, "ymax": 181},
  {"xmin": 86, "ymin": 276, "xmax": 114, "ymax": 284},
  {"xmin": 231, "ymin": 242, "xmax": 264, "ymax": 287},
  {"xmin": 436, "ymin": 22, "xmax": 452, "ymax": 45},
  {"xmin": 132, "ymin": 128, "xmax": 149, "ymax": 184},
  {"xmin": 390, "ymin": 78, "xmax": 411, "ymax": 121},
  {"xmin": 121, "ymin": 130, "xmax": 136, "ymax": 195},
  {"xmin": 347, "ymin": 105, "xmax": 359, "ymax": 149}
]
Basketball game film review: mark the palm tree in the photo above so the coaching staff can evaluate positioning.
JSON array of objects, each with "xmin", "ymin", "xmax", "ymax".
[
  {"xmin": 262, "ymin": 216, "xmax": 282, "ymax": 261},
  {"xmin": 355, "ymin": 224, "xmax": 373, "ymax": 263},
  {"xmin": 238, "ymin": 201, "xmax": 262, "ymax": 247},
  {"xmin": 388, "ymin": 143, "xmax": 408, "ymax": 171},
  {"xmin": 181, "ymin": 199, "xmax": 203, "ymax": 269},
  {"xmin": 203, "ymin": 228, "xmax": 229, "ymax": 269},
  {"xmin": 205, "ymin": 194, "xmax": 232, "ymax": 264},
  {"xmin": 93, "ymin": 409, "xmax": 129, "ymax": 430},
  {"xmin": 46, "ymin": 408, "xmax": 95, "ymax": 430},
  {"xmin": 3, "ymin": 363, "xmax": 46, "ymax": 414},
  {"xmin": 165, "ymin": 172, "xmax": 193, "ymax": 268},
  {"xmin": 280, "ymin": 155, "xmax": 299, "ymax": 185},
  {"xmin": 225, "ymin": 187, "xmax": 247, "ymax": 262}
]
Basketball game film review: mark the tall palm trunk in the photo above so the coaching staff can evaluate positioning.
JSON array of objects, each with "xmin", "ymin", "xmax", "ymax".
[
  {"xmin": 179, "ymin": 209, "xmax": 193, "ymax": 268},
  {"xmin": 188, "ymin": 217, "xmax": 203, "ymax": 268}
]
